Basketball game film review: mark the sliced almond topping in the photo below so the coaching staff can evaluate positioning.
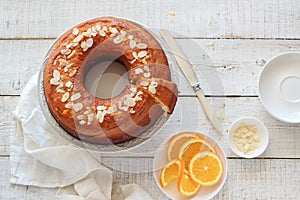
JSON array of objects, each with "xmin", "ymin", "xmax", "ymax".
[
  {"xmin": 142, "ymin": 59, "xmax": 148, "ymax": 65},
  {"xmin": 73, "ymin": 35, "xmax": 84, "ymax": 43},
  {"xmin": 79, "ymin": 120, "xmax": 86, "ymax": 126},
  {"xmin": 66, "ymin": 43, "xmax": 73, "ymax": 49},
  {"xmin": 148, "ymin": 81, "xmax": 158, "ymax": 94},
  {"xmin": 50, "ymin": 78, "xmax": 60, "ymax": 85},
  {"xmin": 138, "ymin": 51, "xmax": 147, "ymax": 58},
  {"xmin": 59, "ymin": 58, "xmax": 69, "ymax": 67},
  {"xmin": 61, "ymin": 48, "xmax": 71, "ymax": 55},
  {"xmin": 129, "ymin": 108, "xmax": 135, "ymax": 114},
  {"xmin": 56, "ymin": 89, "xmax": 65, "ymax": 93},
  {"xmin": 53, "ymin": 70, "xmax": 60, "ymax": 80},
  {"xmin": 129, "ymin": 40, "xmax": 136, "ymax": 49},
  {"xmin": 113, "ymin": 35, "xmax": 124, "ymax": 44},
  {"xmin": 73, "ymin": 103, "xmax": 83, "ymax": 112},
  {"xmin": 97, "ymin": 105, "xmax": 107, "ymax": 110},
  {"xmin": 64, "ymin": 63, "xmax": 73, "ymax": 72},
  {"xmin": 61, "ymin": 92, "xmax": 70, "ymax": 102},
  {"xmin": 143, "ymin": 65, "xmax": 149, "ymax": 72},
  {"xmin": 102, "ymin": 26, "xmax": 108, "ymax": 31},
  {"xmin": 83, "ymin": 28, "xmax": 92, "ymax": 37},
  {"xmin": 132, "ymin": 52, "xmax": 138, "ymax": 59},
  {"xmin": 128, "ymin": 35, "xmax": 133, "ymax": 40},
  {"xmin": 140, "ymin": 80, "xmax": 149, "ymax": 86},
  {"xmin": 65, "ymin": 102, "xmax": 73, "ymax": 109},
  {"xmin": 70, "ymin": 93, "xmax": 81, "ymax": 101},
  {"xmin": 86, "ymin": 38, "xmax": 93, "ymax": 48},
  {"xmin": 109, "ymin": 27, "xmax": 118, "ymax": 34},
  {"xmin": 143, "ymin": 72, "xmax": 151, "ymax": 78},
  {"xmin": 120, "ymin": 30, "xmax": 126, "ymax": 36},
  {"xmin": 130, "ymin": 87, "xmax": 137, "ymax": 93},
  {"xmin": 81, "ymin": 41, "xmax": 88, "ymax": 51},
  {"xmin": 129, "ymin": 59, "xmax": 137, "ymax": 64},
  {"xmin": 65, "ymin": 81, "xmax": 73, "ymax": 88},
  {"xmin": 87, "ymin": 113, "xmax": 94, "ymax": 122},
  {"xmin": 77, "ymin": 115, "xmax": 85, "ymax": 120},
  {"xmin": 136, "ymin": 43, "xmax": 148, "ymax": 49},
  {"xmin": 95, "ymin": 24, "xmax": 101, "ymax": 31},
  {"xmin": 134, "ymin": 68, "xmax": 143, "ymax": 74},
  {"xmin": 99, "ymin": 29, "xmax": 106, "ymax": 37},
  {"xmin": 69, "ymin": 69, "xmax": 77, "ymax": 77},
  {"xmin": 67, "ymin": 50, "xmax": 76, "ymax": 59},
  {"xmin": 73, "ymin": 42, "xmax": 79, "ymax": 47},
  {"xmin": 72, "ymin": 28, "xmax": 79, "ymax": 35}
]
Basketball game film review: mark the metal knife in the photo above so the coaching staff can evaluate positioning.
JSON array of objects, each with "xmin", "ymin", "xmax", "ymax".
[{"xmin": 159, "ymin": 29, "xmax": 223, "ymax": 133}]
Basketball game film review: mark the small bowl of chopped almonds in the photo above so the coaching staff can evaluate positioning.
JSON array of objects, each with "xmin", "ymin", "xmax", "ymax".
[{"xmin": 227, "ymin": 117, "xmax": 269, "ymax": 158}]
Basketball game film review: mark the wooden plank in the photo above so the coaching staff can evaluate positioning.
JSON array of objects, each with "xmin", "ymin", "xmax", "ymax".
[
  {"xmin": 1, "ymin": 157, "xmax": 299, "ymax": 199},
  {"xmin": 1, "ymin": 0, "xmax": 300, "ymax": 39},
  {"xmin": 2, "ymin": 96, "xmax": 300, "ymax": 158},
  {"xmin": 1, "ymin": 39, "xmax": 300, "ymax": 96}
]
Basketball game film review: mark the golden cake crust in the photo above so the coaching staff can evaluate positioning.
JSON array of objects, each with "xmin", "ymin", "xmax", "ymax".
[{"xmin": 43, "ymin": 17, "xmax": 177, "ymax": 144}]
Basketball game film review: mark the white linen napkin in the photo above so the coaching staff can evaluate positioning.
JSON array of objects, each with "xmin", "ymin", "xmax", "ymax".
[{"xmin": 10, "ymin": 73, "xmax": 154, "ymax": 200}]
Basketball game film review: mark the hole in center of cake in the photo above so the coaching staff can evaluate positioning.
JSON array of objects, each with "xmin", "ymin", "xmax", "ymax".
[{"xmin": 84, "ymin": 59, "xmax": 129, "ymax": 99}]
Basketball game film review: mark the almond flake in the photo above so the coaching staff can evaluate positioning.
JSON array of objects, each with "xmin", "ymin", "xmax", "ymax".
[
  {"xmin": 77, "ymin": 115, "xmax": 85, "ymax": 120},
  {"xmin": 138, "ymin": 51, "xmax": 147, "ymax": 58},
  {"xmin": 113, "ymin": 35, "xmax": 124, "ymax": 44},
  {"xmin": 99, "ymin": 30, "xmax": 106, "ymax": 37},
  {"xmin": 81, "ymin": 41, "xmax": 88, "ymax": 49},
  {"xmin": 129, "ymin": 40, "xmax": 136, "ymax": 49},
  {"xmin": 143, "ymin": 72, "xmax": 151, "ymax": 78},
  {"xmin": 142, "ymin": 59, "xmax": 148, "ymax": 65},
  {"xmin": 53, "ymin": 70, "xmax": 60, "ymax": 80},
  {"xmin": 64, "ymin": 63, "xmax": 73, "ymax": 72},
  {"xmin": 56, "ymin": 89, "xmax": 65, "ymax": 93},
  {"xmin": 144, "ymin": 65, "xmax": 149, "ymax": 71},
  {"xmin": 129, "ymin": 108, "xmax": 135, "ymax": 114},
  {"xmin": 140, "ymin": 81, "xmax": 149, "ymax": 86},
  {"xmin": 71, "ymin": 93, "xmax": 81, "ymax": 101},
  {"xmin": 120, "ymin": 30, "xmax": 126, "ymax": 36},
  {"xmin": 83, "ymin": 28, "xmax": 92, "ymax": 37},
  {"xmin": 86, "ymin": 38, "xmax": 93, "ymax": 48},
  {"xmin": 65, "ymin": 81, "xmax": 73, "ymax": 88},
  {"xmin": 130, "ymin": 87, "xmax": 137, "ymax": 93},
  {"xmin": 87, "ymin": 113, "xmax": 94, "ymax": 122},
  {"xmin": 61, "ymin": 92, "xmax": 70, "ymax": 102},
  {"xmin": 69, "ymin": 69, "xmax": 77, "ymax": 77},
  {"xmin": 73, "ymin": 42, "xmax": 79, "ymax": 47},
  {"xmin": 132, "ymin": 52, "xmax": 138, "ymax": 59},
  {"xmin": 79, "ymin": 120, "xmax": 86, "ymax": 125},
  {"xmin": 134, "ymin": 68, "xmax": 143, "ymax": 74},
  {"xmin": 97, "ymin": 105, "xmax": 107, "ymax": 110},
  {"xmin": 59, "ymin": 58, "xmax": 69, "ymax": 67},
  {"xmin": 129, "ymin": 59, "xmax": 136, "ymax": 64},
  {"xmin": 128, "ymin": 35, "xmax": 133, "ymax": 40},
  {"xmin": 73, "ymin": 35, "xmax": 84, "ymax": 43},
  {"xmin": 66, "ymin": 43, "xmax": 73, "ymax": 49},
  {"xmin": 73, "ymin": 103, "xmax": 83, "ymax": 112},
  {"xmin": 65, "ymin": 102, "xmax": 73, "ymax": 109},
  {"xmin": 136, "ymin": 43, "xmax": 148, "ymax": 49},
  {"xmin": 72, "ymin": 28, "xmax": 79, "ymax": 35},
  {"xmin": 102, "ymin": 26, "xmax": 108, "ymax": 31},
  {"xmin": 148, "ymin": 81, "xmax": 158, "ymax": 94},
  {"xmin": 109, "ymin": 27, "xmax": 118, "ymax": 34},
  {"xmin": 67, "ymin": 50, "xmax": 76, "ymax": 59},
  {"xmin": 50, "ymin": 78, "xmax": 60, "ymax": 85},
  {"xmin": 96, "ymin": 24, "xmax": 101, "ymax": 31},
  {"xmin": 61, "ymin": 48, "xmax": 71, "ymax": 55}
]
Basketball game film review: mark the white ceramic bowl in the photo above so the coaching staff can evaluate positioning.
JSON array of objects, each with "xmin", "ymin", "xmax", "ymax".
[
  {"xmin": 228, "ymin": 117, "xmax": 269, "ymax": 158},
  {"xmin": 259, "ymin": 52, "xmax": 300, "ymax": 123},
  {"xmin": 153, "ymin": 132, "xmax": 228, "ymax": 200}
]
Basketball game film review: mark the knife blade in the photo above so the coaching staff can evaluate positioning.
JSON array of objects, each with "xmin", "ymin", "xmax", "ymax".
[{"xmin": 159, "ymin": 29, "xmax": 222, "ymax": 133}]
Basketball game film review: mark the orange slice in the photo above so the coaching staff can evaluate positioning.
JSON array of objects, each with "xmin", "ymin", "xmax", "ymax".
[
  {"xmin": 189, "ymin": 152, "xmax": 223, "ymax": 186},
  {"xmin": 160, "ymin": 159, "xmax": 183, "ymax": 188},
  {"xmin": 178, "ymin": 171, "xmax": 201, "ymax": 197},
  {"xmin": 178, "ymin": 138, "xmax": 216, "ymax": 170},
  {"xmin": 167, "ymin": 132, "xmax": 198, "ymax": 161}
]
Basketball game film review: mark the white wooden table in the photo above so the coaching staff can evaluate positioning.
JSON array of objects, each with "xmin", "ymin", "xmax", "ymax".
[{"xmin": 1, "ymin": 0, "xmax": 300, "ymax": 199}]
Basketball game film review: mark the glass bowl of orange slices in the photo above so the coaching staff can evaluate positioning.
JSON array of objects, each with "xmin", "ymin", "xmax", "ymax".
[{"xmin": 153, "ymin": 132, "xmax": 228, "ymax": 199}]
